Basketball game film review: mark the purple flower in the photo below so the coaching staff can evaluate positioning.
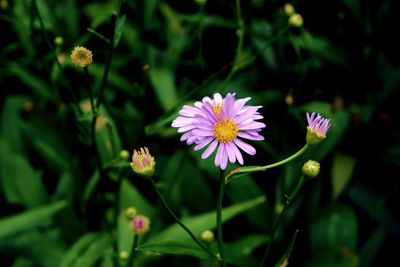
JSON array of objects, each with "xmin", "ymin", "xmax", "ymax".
[
  {"xmin": 172, "ymin": 93, "xmax": 266, "ymax": 169},
  {"xmin": 130, "ymin": 215, "xmax": 150, "ymax": 236},
  {"xmin": 306, "ymin": 112, "xmax": 331, "ymax": 145}
]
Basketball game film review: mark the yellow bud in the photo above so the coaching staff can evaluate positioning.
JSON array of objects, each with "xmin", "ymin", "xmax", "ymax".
[
  {"xmin": 200, "ymin": 230, "xmax": 214, "ymax": 243},
  {"xmin": 54, "ymin": 37, "xmax": 64, "ymax": 46},
  {"xmin": 284, "ymin": 3, "xmax": 295, "ymax": 16},
  {"xmin": 302, "ymin": 160, "xmax": 320, "ymax": 179},
  {"xmin": 119, "ymin": 150, "xmax": 130, "ymax": 160},
  {"xmin": 124, "ymin": 207, "xmax": 137, "ymax": 220},
  {"xmin": 289, "ymin": 13, "xmax": 303, "ymax": 27},
  {"xmin": 118, "ymin": 250, "xmax": 129, "ymax": 261}
]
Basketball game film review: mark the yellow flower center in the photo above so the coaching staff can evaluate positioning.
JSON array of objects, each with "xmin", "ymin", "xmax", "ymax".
[
  {"xmin": 213, "ymin": 119, "xmax": 238, "ymax": 143},
  {"xmin": 212, "ymin": 103, "xmax": 223, "ymax": 117}
]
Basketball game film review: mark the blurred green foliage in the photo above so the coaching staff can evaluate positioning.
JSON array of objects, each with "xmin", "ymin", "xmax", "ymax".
[{"xmin": 1, "ymin": 0, "xmax": 400, "ymax": 266}]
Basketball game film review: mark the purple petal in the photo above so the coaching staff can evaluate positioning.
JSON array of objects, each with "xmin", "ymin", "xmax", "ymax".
[
  {"xmin": 239, "ymin": 121, "xmax": 266, "ymax": 131},
  {"xmin": 230, "ymin": 142, "xmax": 244, "ymax": 165},
  {"xmin": 201, "ymin": 139, "xmax": 218, "ymax": 159},
  {"xmin": 237, "ymin": 131, "xmax": 265, "ymax": 141},
  {"xmin": 234, "ymin": 139, "xmax": 256, "ymax": 155},
  {"xmin": 194, "ymin": 137, "xmax": 213, "ymax": 151},
  {"xmin": 226, "ymin": 142, "xmax": 236, "ymax": 163},
  {"xmin": 177, "ymin": 125, "xmax": 196, "ymax": 133},
  {"xmin": 192, "ymin": 129, "xmax": 214, "ymax": 137},
  {"xmin": 233, "ymin": 97, "xmax": 251, "ymax": 112},
  {"xmin": 215, "ymin": 143, "xmax": 225, "ymax": 166},
  {"xmin": 220, "ymin": 144, "xmax": 229, "ymax": 169}
]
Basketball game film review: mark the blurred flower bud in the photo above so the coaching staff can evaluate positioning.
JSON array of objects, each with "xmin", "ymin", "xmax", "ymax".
[
  {"xmin": 284, "ymin": 3, "xmax": 295, "ymax": 16},
  {"xmin": 130, "ymin": 147, "xmax": 155, "ymax": 179},
  {"xmin": 302, "ymin": 160, "xmax": 320, "ymax": 179},
  {"xmin": 289, "ymin": 13, "xmax": 303, "ymax": 27},
  {"xmin": 71, "ymin": 46, "xmax": 93, "ymax": 68},
  {"xmin": 130, "ymin": 215, "xmax": 151, "ymax": 236},
  {"xmin": 124, "ymin": 207, "xmax": 137, "ymax": 220},
  {"xmin": 54, "ymin": 36, "xmax": 64, "ymax": 46},
  {"xmin": 306, "ymin": 112, "xmax": 331, "ymax": 145},
  {"xmin": 119, "ymin": 150, "xmax": 130, "ymax": 160},
  {"xmin": 118, "ymin": 250, "xmax": 129, "ymax": 261},
  {"xmin": 194, "ymin": 0, "xmax": 207, "ymax": 5},
  {"xmin": 274, "ymin": 203, "xmax": 285, "ymax": 215},
  {"xmin": 0, "ymin": 0, "xmax": 9, "ymax": 9},
  {"xmin": 200, "ymin": 230, "xmax": 214, "ymax": 243}
]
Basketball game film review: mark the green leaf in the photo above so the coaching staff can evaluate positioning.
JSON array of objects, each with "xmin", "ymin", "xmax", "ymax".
[
  {"xmin": 136, "ymin": 239, "xmax": 214, "ymax": 260},
  {"xmin": 150, "ymin": 196, "xmax": 266, "ymax": 242},
  {"xmin": 60, "ymin": 233, "xmax": 101, "ymax": 267},
  {"xmin": 309, "ymin": 203, "xmax": 358, "ymax": 254},
  {"xmin": 62, "ymin": 233, "xmax": 111, "ymax": 267},
  {"xmin": 331, "ymin": 153, "xmax": 356, "ymax": 199},
  {"xmin": 31, "ymin": 138, "xmax": 70, "ymax": 172},
  {"xmin": 359, "ymin": 227, "xmax": 386, "ymax": 267},
  {"xmin": 114, "ymin": 14, "xmax": 126, "ymax": 47},
  {"xmin": 147, "ymin": 68, "xmax": 179, "ymax": 111},
  {"xmin": 225, "ymin": 235, "xmax": 269, "ymax": 266},
  {"xmin": 0, "ymin": 153, "xmax": 47, "ymax": 207},
  {"xmin": 0, "ymin": 201, "xmax": 67, "ymax": 240}
]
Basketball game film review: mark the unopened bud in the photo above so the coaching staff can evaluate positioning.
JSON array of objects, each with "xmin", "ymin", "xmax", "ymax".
[
  {"xmin": 302, "ymin": 160, "xmax": 320, "ymax": 178},
  {"xmin": 119, "ymin": 250, "xmax": 129, "ymax": 261},
  {"xmin": 130, "ymin": 147, "xmax": 156, "ymax": 179},
  {"xmin": 200, "ymin": 230, "xmax": 214, "ymax": 243},
  {"xmin": 124, "ymin": 207, "xmax": 137, "ymax": 220},
  {"xmin": 71, "ymin": 46, "xmax": 93, "ymax": 68},
  {"xmin": 130, "ymin": 215, "xmax": 151, "ymax": 236},
  {"xmin": 119, "ymin": 150, "xmax": 130, "ymax": 160},
  {"xmin": 284, "ymin": 3, "xmax": 295, "ymax": 16},
  {"xmin": 289, "ymin": 13, "xmax": 303, "ymax": 27}
]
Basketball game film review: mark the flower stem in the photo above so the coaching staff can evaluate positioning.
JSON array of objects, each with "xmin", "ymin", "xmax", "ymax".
[
  {"xmin": 150, "ymin": 179, "xmax": 217, "ymax": 259},
  {"xmin": 225, "ymin": 144, "xmax": 309, "ymax": 182},
  {"xmin": 259, "ymin": 175, "xmax": 305, "ymax": 267},
  {"xmin": 127, "ymin": 233, "xmax": 138, "ymax": 267},
  {"xmin": 217, "ymin": 169, "xmax": 226, "ymax": 267}
]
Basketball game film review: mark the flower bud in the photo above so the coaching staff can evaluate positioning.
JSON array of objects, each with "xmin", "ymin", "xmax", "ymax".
[
  {"xmin": 130, "ymin": 215, "xmax": 151, "ymax": 236},
  {"xmin": 71, "ymin": 46, "xmax": 93, "ymax": 68},
  {"xmin": 305, "ymin": 112, "xmax": 331, "ymax": 145},
  {"xmin": 119, "ymin": 150, "xmax": 130, "ymax": 160},
  {"xmin": 194, "ymin": 0, "xmax": 207, "ymax": 5},
  {"xmin": 289, "ymin": 13, "xmax": 303, "ymax": 27},
  {"xmin": 302, "ymin": 160, "xmax": 320, "ymax": 178},
  {"xmin": 54, "ymin": 37, "xmax": 64, "ymax": 46},
  {"xmin": 284, "ymin": 3, "xmax": 295, "ymax": 16},
  {"xmin": 124, "ymin": 207, "xmax": 137, "ymax": 220},
  {"xmin": 200, "ymin": 230, "xmax": 214, "ymax": 243},
  {"xmin": 118, "ymin": 250, "xmax": 129, "ymax": 261},
  {"xmin": 130, "ymin": 147, "xmax": 155, "ymax": 179}
]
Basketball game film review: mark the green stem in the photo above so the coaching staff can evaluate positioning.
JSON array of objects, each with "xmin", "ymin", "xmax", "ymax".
[
  {"xmin": 96, "ymin": 12, "xmax": 118, "ymax": 110},
  {"xmin": 225, "ymin": 144, "xmax": 309, "ymax": 182},
  {"xmin": 127, "ymin": 234, "xmax": 138, "ymax": 267},
  {"xmin": 150, "ymin": 179, "xmax": 217, "ymax": 259},
  {"xmin": 216, "ymin": 169, "xmax": 226, "ymax": 267},
  {"xmin": 259, "ymin": 175, "xmax": 305, "ymax": 267}
]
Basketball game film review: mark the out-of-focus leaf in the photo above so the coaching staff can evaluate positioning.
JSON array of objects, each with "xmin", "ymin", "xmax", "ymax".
[
  {"xmin": 147, "ymin": 68, "xmax": 179, "ymax": 111},
  {"xmin": 31, "ymin": 138, "xmax": 70, "ymax": 172},
  {"xmin": 309, "ymin": 203, "xmax": 357, "ymax": 254},
  {"xmin": 84, "ymin": 0, "xmax": 119, "ymax": 28},
  {"xmin": 62, "ymin": 233, "xmax": 111, "ymax": 267},
  {"xmin": 8, "ymin": 65, "xmax": 54, "ymax": 100},
  {"xmin": 359, "ymin": 227, "xmax": 386, "ymax": 267},
  {"xmin": 84, "ymin": 170, "xmax": 100, "ymax": 202},
  {"xmin": 136, "ymin": 239, "xmax": 215, "ymax": 260},
  {"xmin": 0, "ymin": 201, "xmax": 67, "ymax": 240},
  {"xmin": 12, "ymin": 0, "xmax": 35, "ymax": 57},
  {"xmin": 0, "ymin": 153, "xmax": 47, "ymax": 207},
  {"xmin": 251, "ymin": 21, "xmax": 278, "ymax": 71},
  {"xmin": 150, "ymin": 196, "xmax": 266, "ymax": 242},
  {"xmin": 60, "ymin": 233, "xmax": 100, "ymax": 267},
  {"xmin": 331, "ymin": 153, "xmax": 356, "ymax": 199},
  {"xmin": 341, "ymin": 0, "xmax": 360, "ymax": 19},
  {"xmin": 225, "ymin": 235, "xmax": 269, "ymax": 266},
  {"xmin": 114, "ymin": 14, "xmax": 126, "ymax": 47}
]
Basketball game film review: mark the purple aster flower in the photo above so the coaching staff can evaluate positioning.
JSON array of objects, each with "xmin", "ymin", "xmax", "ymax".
[
  {"xmin": 172, "ymin": 93, "xmax": 266, "ymax": 169},
  {"xmin": 306, "ymin": 112, "xmax": 331, "ymax": 145}
]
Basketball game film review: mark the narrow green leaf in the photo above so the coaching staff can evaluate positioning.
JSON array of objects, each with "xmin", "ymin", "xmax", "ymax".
[
  {"xmin": 114, "ymin": 14, "xmax": 126, "ymax": 47},
  {"xmin": 150, "ymin": 196, "xmax": 266, "ymax": 242},
  {"xmin": 225, "ymin": 235, "xmax": 269, "ymax": 266},
  {"xmin": 359, "ymin": 227, "xmax": 386, "ymax": 267},
  {"xmin": 0, "ymin": 201, "xmax": 67, "ymax": 240},
  {"xmin": 136, "ymin": 239, "xmax": 214, "ymax": 260},
  {"xmin": 60, "ymin": 233, "xmax": 100, "ymax": 267}
]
